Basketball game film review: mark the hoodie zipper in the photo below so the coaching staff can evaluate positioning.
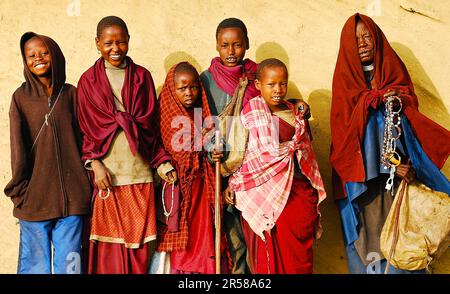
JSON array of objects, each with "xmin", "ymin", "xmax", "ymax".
[{"xmin": 49, "ymin": 103, "xmax": 68, "ymax": 217}]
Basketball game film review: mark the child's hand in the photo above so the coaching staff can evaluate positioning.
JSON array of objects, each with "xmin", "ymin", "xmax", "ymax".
[
  {"xmin": 92, "ymin": 160, "xmax": 112, "ymax": 190},
  {"xmin": 165, "ymin": 170, "xmax": 178, "ymax": 184},
  {"xmin": 223, "ymin": 186, "xmax": 235, "ymax": 205},
  {"xmin": 295, "ymin": 100, "xmax": 311, "ymax": 119},
  {"xmin": 212, "ymin": 147, "xmax": 224, "ymax": 163},
  {"xmin": 211, "ymin": 138, "xmax": 223, "ymax": 163}
]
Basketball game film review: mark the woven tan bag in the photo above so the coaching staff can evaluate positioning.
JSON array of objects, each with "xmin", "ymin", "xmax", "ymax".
[
  {"xmin": 217, "ymin": 77, "xmax": 249, "ymax": 177},
  {"xmin": 380, "ymin": 180, "xmax": 450, "ymax": 273}
]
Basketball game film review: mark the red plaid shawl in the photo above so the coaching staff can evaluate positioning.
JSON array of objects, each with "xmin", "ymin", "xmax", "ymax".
[
  {"xmin": 229, "ymin": 97, "xmax": 326, "ymax": 240},
  {"xmin": 157, "ymin": 62, "xmax": 216, "ymax": 252}
]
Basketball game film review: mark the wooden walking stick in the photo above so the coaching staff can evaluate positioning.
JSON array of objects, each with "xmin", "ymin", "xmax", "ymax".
[{"xmin": 214, "ymin": 130, "xmax": 222, "ymax": 274}]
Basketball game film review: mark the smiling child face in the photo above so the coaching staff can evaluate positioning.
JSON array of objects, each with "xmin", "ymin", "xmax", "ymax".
[
  {"xmin": 96, "ymin": 25, "xmax": 129, "ymax": 67},
  {"xmin": 24, "ymin": 37, "xmax": 52, "ymax": 78}
]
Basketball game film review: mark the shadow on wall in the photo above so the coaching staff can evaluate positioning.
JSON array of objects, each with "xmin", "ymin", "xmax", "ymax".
[
  {"xmin": 156, "ymin": 51, "xmax": 203, "ymax": 96},
  {"xmin": 392, "ymin": 42, "xmax": 450, "ymax": 180},
  {"xmin": 308, "ymin": 89, "xmax": 348, "ymax": 274},
  {"xmin": 255, "ymin": 42, "xmax": 304, "ymax": 101},
  {"xmin": 308, "ymin": 89, "xmax": 332, "ymax": 191},
  {"xmin": 391, "ymin": 42, "xmax": 450, "ymax": 129}
]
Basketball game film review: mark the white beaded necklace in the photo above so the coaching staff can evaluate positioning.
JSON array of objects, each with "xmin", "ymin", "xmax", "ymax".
[{"xmin": 161, "ymin": 181, "xmax": 175, "ymax": 221}]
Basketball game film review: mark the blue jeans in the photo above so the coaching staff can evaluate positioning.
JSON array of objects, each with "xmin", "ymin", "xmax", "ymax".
[
  {"xmin": 345, "ymin": 243, "xmax": 425, "ymax": 274},
  {"xmin": 18, "ymin": 215, "xmax": 83, "ymax": 274}
]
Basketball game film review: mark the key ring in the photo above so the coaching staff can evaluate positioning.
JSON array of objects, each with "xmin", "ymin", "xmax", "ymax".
[{"xmin": 388, "ymin": 95, "xmax": 402, "ymax": 114}]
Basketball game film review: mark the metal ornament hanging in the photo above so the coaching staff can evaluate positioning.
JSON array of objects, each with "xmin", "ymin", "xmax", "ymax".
[{"xmin": 381, "ymin": 95, "xmax": 403, "ymax": 195}]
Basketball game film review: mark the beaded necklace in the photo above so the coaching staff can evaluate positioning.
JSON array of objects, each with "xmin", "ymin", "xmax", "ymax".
[{"xmin": 161, "ymin": 181, "xmax": 175, "ymax": 221}]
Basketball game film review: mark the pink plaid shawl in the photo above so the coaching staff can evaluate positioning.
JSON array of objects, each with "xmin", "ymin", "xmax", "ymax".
[{"xmin": 229, "ymin": 97, "xmax": 326, "ymax": 240}]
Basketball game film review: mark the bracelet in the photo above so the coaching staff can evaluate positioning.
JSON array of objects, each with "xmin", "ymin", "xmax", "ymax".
[{"xmin": 98, "ymin": 187, "xmax": 111, "ymax": 200}]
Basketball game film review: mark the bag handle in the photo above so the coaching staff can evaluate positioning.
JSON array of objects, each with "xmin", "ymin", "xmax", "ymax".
[
  {"xmin": 385, "ymin": 158, "xmax": 412, "ymax": 274},
  {"xmin": 219, "ymin": 77, "xmax": 248, "ymax": 118},
  {"xmin": 384, "ymin": 178, "xmax": 408, "ymax": 274},
  {"xmin": 384, "ymin": 154, "xmax": 411, "ymax": 274}
]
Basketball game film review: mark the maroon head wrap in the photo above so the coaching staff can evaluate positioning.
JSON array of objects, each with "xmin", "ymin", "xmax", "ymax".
[{"xmin": 330, "ymin": 13, "xmax": 450, "ymax": 198}]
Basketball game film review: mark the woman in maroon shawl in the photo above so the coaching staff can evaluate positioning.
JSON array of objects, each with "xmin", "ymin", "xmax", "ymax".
[
  {"xmin": 331, "ymin": 13, "xmax": 450, "ymax": 274},
  {"xmin": 77, "ymin": 16, "xmax": 177, "ymax": 274}
]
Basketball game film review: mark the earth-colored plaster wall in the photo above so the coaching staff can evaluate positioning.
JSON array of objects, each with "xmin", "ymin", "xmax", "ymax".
[{"xmin": 0, "ymin": 0, "xmax": 448, "ymax": 273}]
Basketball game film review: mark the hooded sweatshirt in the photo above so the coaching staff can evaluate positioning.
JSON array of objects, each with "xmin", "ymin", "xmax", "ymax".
[{"xmin": 4, "ymin": 32, "xmax": 92, "ymax": 221}]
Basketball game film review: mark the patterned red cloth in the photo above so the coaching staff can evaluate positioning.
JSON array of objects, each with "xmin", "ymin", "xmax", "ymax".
[
  {"xmin": 89, "ymin": 183, "xmax": 156, "ymax": 248},
  {"xmin": 208, "ymin": 57, "xmax": 260, "ymax": 105},
  {"xmin": 241, "ymin": 178, "xmax": 318, "ymax": 274},
  {"xmin": 77, "ymin": 57, "xmax": 170, "ymax": 167},
  {"xmin": 170, "ymin": 177, "xmax": 215, "ymax": 273},
  {"xmin": 331, "ymin": 13, "xmax": 450, "ymax": 199},
  {"xmin": 156, "ymin": 62, "xmax": 216, "ymax": 252},
  {"xmin": 229, "ymin": 96, "xmax": 326, "ymax": 240}
]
